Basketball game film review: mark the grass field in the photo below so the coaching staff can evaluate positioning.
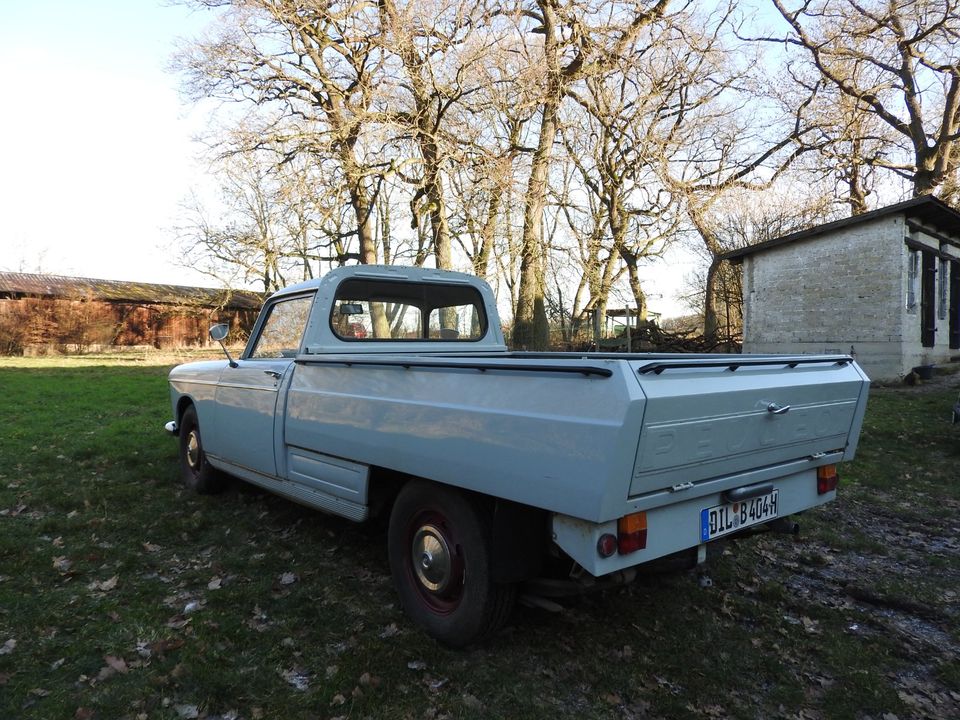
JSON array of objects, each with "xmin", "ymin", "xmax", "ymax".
[{"xmin": 1, "ymin": 357, "xmax": 958, "ymax": 720}]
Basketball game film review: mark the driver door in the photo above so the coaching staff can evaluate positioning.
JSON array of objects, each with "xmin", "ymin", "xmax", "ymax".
[{"xmin": 210, "ymin": 293, "xmax": 314, "ymax": 478}]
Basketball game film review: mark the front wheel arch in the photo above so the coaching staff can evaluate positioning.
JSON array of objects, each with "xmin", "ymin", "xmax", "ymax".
[{"xmin": 177, "ymin": 403, "xmax": 225, "ymax": 494}]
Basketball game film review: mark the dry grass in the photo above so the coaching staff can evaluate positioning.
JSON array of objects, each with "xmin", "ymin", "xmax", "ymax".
[{"xmin": 0, "ymin": 359, "xmax": 958, "ymax": 719}]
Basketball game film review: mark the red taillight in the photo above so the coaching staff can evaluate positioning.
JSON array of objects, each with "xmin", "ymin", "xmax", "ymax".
[
  {"xmin": 617, "ymin": 512, "xmax": 648, "ymax": 554},
  {"xmin": 817, "ymin": 465, "xmax": 839, "ymax": 494},
  {"xmin": 597, "ymin": 533, "xmax": 618, "ymax": 558}
]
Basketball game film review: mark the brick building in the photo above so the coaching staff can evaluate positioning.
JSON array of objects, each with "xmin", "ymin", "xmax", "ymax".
[
  {"xmin": 0, "ymin": 272, "xmax": 262, "ymax": 355},
  {"xmin": 722, "ymin": 197, "xmax": 960, "ymax": 381}
]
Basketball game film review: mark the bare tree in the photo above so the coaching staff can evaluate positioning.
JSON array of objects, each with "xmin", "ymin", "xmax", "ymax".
[
  {"xmin": 681, "ymin": 185, "xmax": 839, "ymax": 343},
  {"xmin": 507, "ymin": 0, "xmax": 671, "ymax": 350},
  {"xmin": 375, "ymin": 0, "xmax": 492, "ymax": 270},
  {"xmin": 559, "ymin": 24, "xmax": 702, "ymax": 334},
  {"xmin": 765, "ymin": 0, "xmax": 960, "ymax": 203},
  {"xmin": 177, "ymin": 0, "xmax": 395, "ymax": 264},
  {"xmin": 176, "ymin": 151, "xmax": 290, "ymax": 293},
  {"xmin": 652, "ymin": 2, "xmax": 820, "ymax": 341}
]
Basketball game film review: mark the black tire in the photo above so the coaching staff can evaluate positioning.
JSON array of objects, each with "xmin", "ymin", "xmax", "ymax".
[
  {"xmin": 388, "ymin": 480, "xmax": 515, "ymax": 647},
  {"xmin": 178, "ymin": 405, "xmax": 225, "ymax": 494}
]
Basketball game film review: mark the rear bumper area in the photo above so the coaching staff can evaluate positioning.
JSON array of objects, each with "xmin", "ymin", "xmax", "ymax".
[{"xmin": 553, "ymin": 466, "xmax": 834, "ymax": 577}]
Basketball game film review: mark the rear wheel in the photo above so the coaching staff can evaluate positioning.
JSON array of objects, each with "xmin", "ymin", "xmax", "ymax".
[
  {"xmin": 388, "ymin": 480, "xmax": 515, "ymax": 647},
  {"xmin": 178, "ymin": 405, "xmax": 225, "ymax": 494}
]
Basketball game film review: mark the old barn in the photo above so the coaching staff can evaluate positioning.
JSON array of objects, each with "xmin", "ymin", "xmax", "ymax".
[{"xmin": 0, "ymin": 272, "xmax": 262, "ymax": 355}]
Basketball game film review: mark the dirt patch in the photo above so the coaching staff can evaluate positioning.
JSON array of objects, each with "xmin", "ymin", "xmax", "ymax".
[{"xmin": 747, "ymin": 485, "xmax": 960, "ymax": 719}]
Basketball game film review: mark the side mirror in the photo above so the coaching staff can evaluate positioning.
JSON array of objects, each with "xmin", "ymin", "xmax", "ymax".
[
  {"xmin": 209, "ymin": 323, "xmax": 230, "ymax": 342},
  {"xmin": 339, "ymin": 303, "xmax": 364, "ymax": 316},
  {"xmin": 209, "ymin": 323, "xmax": 237, "ymax": 367}
]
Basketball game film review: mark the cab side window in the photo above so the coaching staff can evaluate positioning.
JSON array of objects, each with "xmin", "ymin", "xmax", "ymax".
[{"xmin": 249, "ymin": 295, "xmax": 314, "ymax": 359}]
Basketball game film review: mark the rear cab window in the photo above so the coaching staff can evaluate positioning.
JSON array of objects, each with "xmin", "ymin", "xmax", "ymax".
[{"xmin": 330, "ymin": 278, "xmax": 487, "ymax": 342}]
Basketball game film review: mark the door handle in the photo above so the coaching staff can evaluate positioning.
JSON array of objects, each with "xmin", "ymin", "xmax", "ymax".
[
  {"xmin": 767, "ymin": 403, "xmax": 790, "ymax": 415},
  {"xmin": 263, "ymin": 370, "xmax": 283, "ymax": 380}
]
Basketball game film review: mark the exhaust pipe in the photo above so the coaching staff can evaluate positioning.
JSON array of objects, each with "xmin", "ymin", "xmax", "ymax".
[{"xmin": 767, "ymin": 517, "xmax": 800, "ymax": 535}]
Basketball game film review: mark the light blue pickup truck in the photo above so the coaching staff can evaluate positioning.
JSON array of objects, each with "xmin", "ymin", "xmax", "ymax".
[{"xmin": 165, "ymin": 265, "xmax": 870, "ymax": 645}]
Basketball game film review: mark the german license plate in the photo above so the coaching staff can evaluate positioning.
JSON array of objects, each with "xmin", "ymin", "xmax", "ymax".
[{"xmin": 700, "ymin": 490, "xmax": 779, "ymax": 542}]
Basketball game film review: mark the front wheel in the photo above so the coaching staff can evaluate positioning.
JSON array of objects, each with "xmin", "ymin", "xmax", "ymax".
[
  {"xmin": 388, "ymin": 480, "xmax": 515, "ymax": 647},
  {"xmin": 178, "ymin": 405, "xmax": 225, "ymax": 494}
]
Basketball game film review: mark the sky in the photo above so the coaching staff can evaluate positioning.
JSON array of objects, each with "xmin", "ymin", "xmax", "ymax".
[
  {"xmin": 0, "ymin": 1, "xmax": 215, "ymax": 288},
  {"xmin": 0, "ymin": 1, "xmax": 698, "ymax": 317}
]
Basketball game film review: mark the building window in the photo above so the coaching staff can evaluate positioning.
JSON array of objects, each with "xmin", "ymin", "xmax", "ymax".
[
  {"xmin": 906, "ymin": 250, "xmax": 920, "ymax": 311},
  {"xmin": 951, "ymin": 261, "xmax": 960, "ymax": 350},
  {"xmin": 921, "ymin": 251, "xmax": 937, "ymax": 347},
  {"xmin": 939, "ymin": 258, "xmax": 949, "ymax": 320}
]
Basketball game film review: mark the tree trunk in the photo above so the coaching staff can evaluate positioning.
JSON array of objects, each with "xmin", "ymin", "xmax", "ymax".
[
  {"xmin": 473, "ymin": 192, "xmax": 499, "ymax": 280},
  {"xmin": 513, "ymin": 0, "xmax": 560, "ymax": 350},
  {"xmin": 703, "ymin": 257, "xmax": 721, "ymax": 342},
  {"xmin": 621, "ymin": 249, "xmax": 648, "ymax": 322},
  {"xmin": 512, "ymin": 97, "xmax": 556, "ymax": 350},
  {"xmin": 423, "ymin": 144, "xmax": 453, "ymax": 271}
]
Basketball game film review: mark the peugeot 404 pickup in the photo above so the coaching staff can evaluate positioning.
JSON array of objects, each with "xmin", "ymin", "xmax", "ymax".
[{"xmin": 165, "ymin": 265, "xmax": 869, "ymax": 645}]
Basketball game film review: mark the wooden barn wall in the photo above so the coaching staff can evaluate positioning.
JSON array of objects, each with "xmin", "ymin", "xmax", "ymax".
[{"xmin": 0, "ymin": 297, "xmax": 258, "ymax": 354}]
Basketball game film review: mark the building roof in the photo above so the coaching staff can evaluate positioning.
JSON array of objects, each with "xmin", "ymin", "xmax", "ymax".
[
  {"xmin": 0, "ymin": 272, "xmax": 264, "ymax": 310},
  {"xmin": 720, "ymin": 195, "xmax": 960, "ymax": 263}
]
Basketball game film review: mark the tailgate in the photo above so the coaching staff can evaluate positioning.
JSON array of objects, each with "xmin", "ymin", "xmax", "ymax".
[{"xmin": 629, "ymin": 356, "xmax": 868, "ymax": 497}]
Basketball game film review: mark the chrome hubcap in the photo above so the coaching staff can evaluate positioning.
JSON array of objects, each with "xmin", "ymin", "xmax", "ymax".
[
  {"xmin": 412, "ymin": 524, "xmax": 452, "ymax": 593},
  {"xmin": 186, "ymin": 431, "xmax": 201, "ymax": 470}
]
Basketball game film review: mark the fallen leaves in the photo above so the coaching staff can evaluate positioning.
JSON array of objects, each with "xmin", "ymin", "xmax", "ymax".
[
  {"xmin": 379, "ymin": 623, "xmax": 400, "ymax": 639},
  {"xmin": 52, "ymin": 556, "xmax": 73, "ymax": 574},
  {"xmin": 88, "ymin": 654, "xmax": 133, "ymax": 685},
  {"xmin": 358, "ymin": 672, "xmax": 380, "ymax": 688},
  {"xmin": 88, "ymin": 575, "xmax": 119, "ymax": 592},
  {"xmin": 427, "ymin": 677, "xmax": 448, "ymax": 692},
  {"xmin": 174, "ymin": 704, "xmax": 200, "ymax": 719},
  {"xmin": 246, "ymin": 605, "xmax": 271, "ymax": 633},
  {"xmin": 280, "ymin": 668, "xmax": 310, "ymax": 691},
  {"xmin": 136, "ymin": 637, "xmax": 185, "ymax": 660},
  {"xmin": 165, "ymin": 614, "xmax": 192, "ymax": 630},
  {"xmin": 0, "ymin": 502, "xmax": 28, "ymax": 517}
]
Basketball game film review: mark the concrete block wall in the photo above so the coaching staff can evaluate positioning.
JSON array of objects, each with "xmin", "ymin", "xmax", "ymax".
[{"xmin": 742, "ymin": 215, "xmax": 907, "ymax": 381}]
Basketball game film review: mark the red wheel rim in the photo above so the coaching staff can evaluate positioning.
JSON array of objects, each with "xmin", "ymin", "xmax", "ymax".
[{"xmin": 405, "ymin": 510, "xmax": 465, "ymax": 615}]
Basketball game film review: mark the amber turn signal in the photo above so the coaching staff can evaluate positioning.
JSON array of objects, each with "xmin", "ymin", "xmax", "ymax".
[
  {"xmin": 816, "ymin": 465, "xmax": 839, "ymax": 494},
  {"xmin": 617, "ymin": 512, "xmax": 648, "ymax": 554}
]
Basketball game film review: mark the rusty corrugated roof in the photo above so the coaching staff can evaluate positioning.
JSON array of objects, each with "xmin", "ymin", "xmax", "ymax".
[{"xmin": 0, "ymin": 272, "xmax": 264, "ymax": 310}]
